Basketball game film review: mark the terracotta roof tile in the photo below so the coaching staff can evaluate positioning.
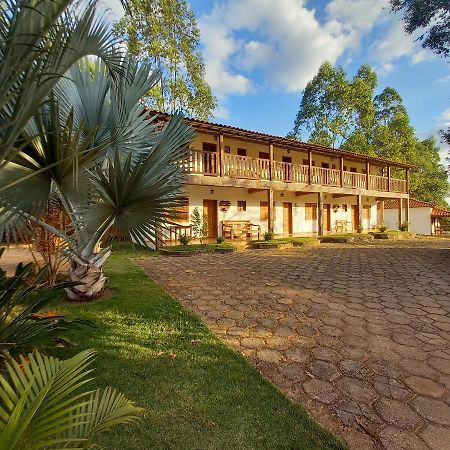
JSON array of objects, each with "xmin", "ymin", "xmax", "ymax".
[
  {"xmin": 384, "ymin": 198, "xmax": 450, "ymax": 217},
  {"xmin": 147, "ymin": 109, "xmax": 414, "ymax": 169}
]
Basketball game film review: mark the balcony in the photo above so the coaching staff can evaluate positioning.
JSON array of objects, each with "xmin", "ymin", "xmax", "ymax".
[{"xmin": 186, "ymin": 149, "xmax": 408, "ymax": 194}]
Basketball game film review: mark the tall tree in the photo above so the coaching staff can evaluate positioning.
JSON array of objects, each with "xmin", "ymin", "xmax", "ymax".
[
  {"xmin": 115, "ymin": 0, "xmax": 216, "ymax": 120},
  {"xmin": 390, "ymin": 0, "xmax": 450, "ymax": 58},
  {"xmin": 291, "ymin": 62, "xmax": 377, "ymax": 155},
  {"xmin": 290, "ymin": 62, "xmax": 450, "ymax": 206}
]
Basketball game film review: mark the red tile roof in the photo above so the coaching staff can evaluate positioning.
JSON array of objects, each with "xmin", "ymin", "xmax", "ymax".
[
  {"xmin": 148, "ymin": 109, "xmax": 413, "ymax": 169},
  {"xmin": 384, "ymin": 199, "xmax": 450, "ymax": 217}
]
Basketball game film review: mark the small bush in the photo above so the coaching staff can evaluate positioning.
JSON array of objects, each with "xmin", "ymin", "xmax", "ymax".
[
  {"xmin": 216, "ymin": 236, "xmax": 225, "ymax": 244},
  {"xmin": 379, "ymin": 224, "xmax": 387, "ymax": 232},
  {"xmin": 178, "ymin": 233, "xmax": 191, "ymax": 246},
  {"xmin": 264, "ymin": 230, "xmax": 274, "ymax": 241},
  {"xmin": 356, "ymin": 226, "xmax": 363, "ymax": 234},
  {"xmin": 398, "ymin": 222, "xmax": 409, "ymax": 231}
]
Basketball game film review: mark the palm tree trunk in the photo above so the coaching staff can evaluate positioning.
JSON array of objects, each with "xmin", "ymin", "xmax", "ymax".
[{"xmin": 66, "ymin": 248, "xmax": 111, "ymax": 302}]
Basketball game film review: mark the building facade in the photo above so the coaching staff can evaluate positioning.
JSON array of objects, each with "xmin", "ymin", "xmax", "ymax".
[
  {"xmin": 384, "ymin": 199, "xmax": 450, "ymax": 235},
  {"xmin": 154, "ymin": 112, "xmax": 412, "ymax": 241}
]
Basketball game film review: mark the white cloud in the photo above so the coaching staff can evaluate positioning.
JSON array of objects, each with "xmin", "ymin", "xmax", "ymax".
[
  {"xmin": 440, "ymin": 108, "xmax": 450, "ymax": 126},
  {"xmin": 434, "ymin": 74, "xmax": 450, "ymax": 84}
]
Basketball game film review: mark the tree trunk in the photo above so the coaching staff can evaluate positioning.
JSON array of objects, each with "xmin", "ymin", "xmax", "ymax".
[{"xmin": 66, "ymin": 248, "xmax": 111, "ymax": 302}]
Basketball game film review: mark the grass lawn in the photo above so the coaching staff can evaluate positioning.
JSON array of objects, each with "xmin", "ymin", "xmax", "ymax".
[
  {"xmin": 55, "ymin": 251, "xmax": 345, "ymax": 450},
  {"xmin": 252, "ymin": 237, "xmax": 318, "ymax": 245}
]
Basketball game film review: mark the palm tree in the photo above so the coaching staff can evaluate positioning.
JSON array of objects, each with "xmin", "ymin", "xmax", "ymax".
[
  {"xmin": 0, "ymin": 349, "xmax": 142, "ymax": 448},
  {"xmin": 0, "ymin": 57, "xmax": 194, "ymax": 301},
  {"xmin": 0, "ymin": 0, "xmax": 123, "ymax": 163}
]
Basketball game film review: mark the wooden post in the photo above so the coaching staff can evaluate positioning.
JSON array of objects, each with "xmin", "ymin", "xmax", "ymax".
[
  {"xmin": 268, "ymin": 188, "xmax": 274, "ymax": 232},
  {"xmin": 398, "ymin": 198, "xmax": 403, "ymax": 228},
  {"xmin": 387, "ymin": 165, "xmax": 391, "ymax": 192},
  {"xmin": 218, "ymin": 133, "xmax": 224, "ymax": 177},
  {"xmin": 365, "ymin": 161, "xmax": 370, "ymax": 190},
  {"xmin": 308, "ymin": 150, "xmax": 312, "ymax": 185},
  {"xmin": 357, "ymin": 194, "xmax": 362, "ymax": 231},
  {"xmin": 317, "ymin": 192, "xmax": 324, "ymax": 236},
  {"xmin": 269, "ymin": 143, "xmax": 274, "ymax": 181},
  {"xmin": 405, "ymin": 197, "xmax": 410, "ymax": 226},
  {"xmin": 379, "ymin": 199, "xmax": 385, "ymax": 226},
  {"xmin": 340, "ymin": 156, "xmax": 344, "ymax": 187},
  {"xmin": 405, "ymin": 168, "xmax": 410, "ymax": 193}
]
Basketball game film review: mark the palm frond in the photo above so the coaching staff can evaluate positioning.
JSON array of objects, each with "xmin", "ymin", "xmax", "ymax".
[
  {"xmin": 0, "ymin": 0, "xmax": 123, "ymax": 162},
  {"xmin": 0, "ymin": 349, "xmax": 142, "ymax": 448}
]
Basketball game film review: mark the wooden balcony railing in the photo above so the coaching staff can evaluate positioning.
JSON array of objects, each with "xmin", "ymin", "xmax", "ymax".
[
  {"xmin": 369, "ymin": 174, "xmax": 388, "ymax": 191},
  {"xmin": 222, "ymin": 154, "xmax": 270, "ymax": 179},
  {"xmin": 185, "ymin": 149, "xmax": 408, "ymax": 193},
  {"xmin": 343, "ymin": 171, "xmax": 366, "ymax": 189},
  {"xmin": 272, "ymin": 161, "xmax": 308, "ymax": 183},
  {"xmin": 389, "ymin": 178, "xmax": 407, "ymax": 193}
]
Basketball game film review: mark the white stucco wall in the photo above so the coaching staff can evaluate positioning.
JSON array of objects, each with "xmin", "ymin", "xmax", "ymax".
[
  {"xmin": 384, "ymin": 207, "xmax": 432, "ymax": 234},
  {"xmin": 183, "ymin": 186, "xmax": 378, "ymax": 236}
]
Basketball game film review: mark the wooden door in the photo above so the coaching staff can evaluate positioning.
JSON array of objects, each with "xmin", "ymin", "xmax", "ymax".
[
  {"xmin": 282, "ymin": 156, "xmax": 292, "ymax": 181},
  {"xmin": 283, "ymin": 202, "xmax": 293, "ymax": 235},
  {"xmin": 202, "ymin": 142, "xmax": 217, "ymax": 175},
  {"xmin": 351, "ymin": 205, "xmax": 359, "ymax": 230},
  {"xmin": 363, "ymin": 205, "xmax": 371, "ymax": 230},
  {"xmin": 323, "ymin": 204, "xmax": 331, "ymax": 232},
  {"xmin": 203, "ymin": 199, "xmax": 218, "ymax": 237}
]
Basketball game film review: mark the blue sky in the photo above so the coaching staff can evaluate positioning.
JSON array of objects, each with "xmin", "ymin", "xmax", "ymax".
[{"xmin": 109, "ymin": 0, "xmax": 450, "ymax": 159}]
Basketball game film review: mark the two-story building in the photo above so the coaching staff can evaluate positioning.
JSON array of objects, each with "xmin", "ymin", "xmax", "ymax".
[{"xmin": 153, "ymin": 112, "xmax": 412, "ymax": 241}]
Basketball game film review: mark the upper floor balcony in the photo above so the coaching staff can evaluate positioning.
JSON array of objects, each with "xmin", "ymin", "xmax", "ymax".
[{"xmin": 186, "ymin": 149, "xmax": 408, "ymax": 194}]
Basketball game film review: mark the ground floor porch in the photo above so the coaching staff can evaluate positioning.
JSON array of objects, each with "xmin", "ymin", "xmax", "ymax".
[{"xmin": 166, "ymin": 184, "xmax": 409, "ymax": 243}]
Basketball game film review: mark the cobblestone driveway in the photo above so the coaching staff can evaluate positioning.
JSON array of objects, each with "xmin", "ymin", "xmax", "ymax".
[{"xmin": 142, "ymin": 240, "xmax": 450, "ymax": 450}]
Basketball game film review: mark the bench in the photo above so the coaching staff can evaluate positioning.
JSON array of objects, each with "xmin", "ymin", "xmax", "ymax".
[{"xmin": 222, "ymin": 221, "xmax": 261, "ymax": 240}]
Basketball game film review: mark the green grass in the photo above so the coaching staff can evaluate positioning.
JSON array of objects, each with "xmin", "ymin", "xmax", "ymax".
[
  {"xmin": 252, "ymin": 237, "xmax": 318, "ymax": 245},
  {"xmin": 55, "ymin": 252, "xmax": 345, "ymax": 450},
  {"xmin": 162, "ymin": 243, "xmax": 235, "ymax": 252}
]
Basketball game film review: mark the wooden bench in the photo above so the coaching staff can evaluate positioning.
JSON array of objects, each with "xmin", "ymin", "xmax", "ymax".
[
  {"xmin": 168, "ymin": 224, "xmax": 193, "ymax": 242},
  {"xmin": 222, "ymin": 221, "xmax": 261, "ymax": 240}
]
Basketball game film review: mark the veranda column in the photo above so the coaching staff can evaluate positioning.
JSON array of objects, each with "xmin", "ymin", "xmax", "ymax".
[
  {"xmin": 340, "ymin": 156, "xmax": 344, "ymax": 187},
  {"xmin": 317, "ymin": 192, "xmax": 324, "ymax": 236},
  {"xmin": 405, "ymin": 197, "xmax": 410, "ymax": 227},
  {"xmin": 379, "ymin": 199, "xmax": 385, "ymax": 226},
  {"xmin": 398, "ymin": 198, "xmax": 403, "ymax": 228},
  {"xmin": 268, "ymin": 188, "xmax": 274, "ymax": 232},
  {"xmin": 357, "ymin": 194, "xmax": 362, "ymax": 230},
  {"xmin": 308, "ymin": 150, "xmax": 312, "ymax": 185},
  {"xmin": 387, "ymin": 165, "xmax": 391, "ymax": 192},
  {"xmin": 365, "ymin": 161, "xmax": 370, "ymax": 190},
  {"xmin": 218, "ymin": 133, "xmax": 224, "ymax": 176},
  {"xmin": 269, "ymin": 143, "xmax": 274, "ymax": 181}
]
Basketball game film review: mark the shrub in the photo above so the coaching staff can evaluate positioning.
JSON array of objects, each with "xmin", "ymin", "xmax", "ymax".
[
  {"xmin": 216, "ymin": 236, "xmax": 225, "ymax": 244},
  {"xmin": 190, "ymin": 207, "xmax": 208, "ymax": 244},
  {"xmin": 379, "ymin": 224, "xmax": 387, "ymax": 232},
  {"xmin": 0, "ymin": 249, "xmax": 90, "ymax": 359},
  {"xmin": 178, "ymin": 233, "xmax": 191, "ymax": 246},
  {"xmin": 264, "ymin": 230, "xmax": 274, "ymax": 241},
  {"xmin": 398, "ymin": 221, "xmax": 409, "ymax": 231},
  {"xmin": 0, "ymin": 349, "xmax": 142, "ymax": 448},
  {"xmin": 356, "ymin": 226, "xmax": 363, "ymax": 234}
]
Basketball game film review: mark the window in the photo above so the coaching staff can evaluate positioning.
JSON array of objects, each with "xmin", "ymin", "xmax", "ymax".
[
  {"xmin": 224, "ymin": 146, "xmax": 231, "ymax": 153},
  {"xmin": 342, "ymin": 205, "xmax": 348, "ymax": 212},
  {"xmin": 305, "ymin": 203, "xmax": 317, "ymax": 220},
  {"xmin": 203, "ymin": 142, "xmax": 217, "ymax": 152},
  {"xmin": 350, "ymin": 167, "xmax": 357, "ymax": 173},
  {"xmin": 237, "ymin": 148, "xmax": 247, "ymax": 156},
  {"xmin": 321, "ymin": 162, "xmax": 329, "ymax": 168},
  {"xmin": 259, "ymin": 151, "xmax": 270, "ymax": 160},
  {"xmin": 237, "ymin": 200, "xmax": 247, "ymax": 212},
  {"xmin": 302, "ymin": 158, "xmax": 316, "ymax": 166},
  {"xmin": 171, "ymin": 197, "xmax": 189, "ymax": 222},
  {"xmin": 260, "ymin": 201, "xmax": 276, "ymax": 221}
]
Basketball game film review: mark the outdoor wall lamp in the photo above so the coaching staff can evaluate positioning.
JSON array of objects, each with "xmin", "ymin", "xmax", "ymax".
[
  {"xmin": 280, "ymin": 192, "xmax": 285, "ymax": 197},
  {"xmin": 210, "ymin": 189, "xmax": 215, "ymax": 194}
]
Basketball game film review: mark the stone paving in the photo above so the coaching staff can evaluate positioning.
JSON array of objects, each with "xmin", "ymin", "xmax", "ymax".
[{"xmin": 142, "ymin": 239, "xmax": 450, "ymax": 450}]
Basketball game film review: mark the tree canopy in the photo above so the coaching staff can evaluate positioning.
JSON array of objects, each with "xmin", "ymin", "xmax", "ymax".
[
  {"xmin": 290, "ymin": 62, "xmax": 449, "ymax": 206},
  {"xmin": 390, "ymin": 0, "xmax": 450, "ymax": 58},
  {"xmin": 114, "ymin": 0, "xmax": 216, "ymax": 120}
]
